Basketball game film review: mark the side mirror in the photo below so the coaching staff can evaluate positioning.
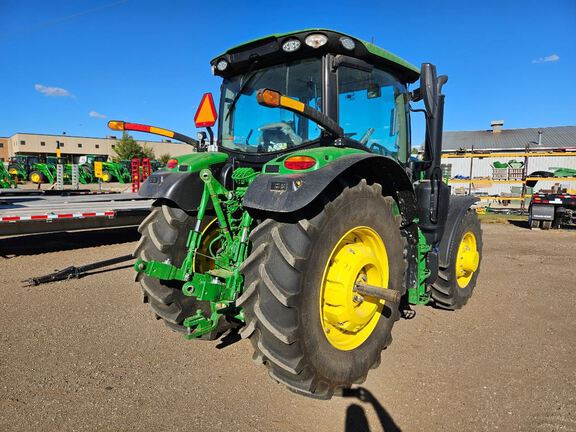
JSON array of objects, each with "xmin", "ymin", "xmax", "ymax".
[{"xmin": 420, "ymin": 63, "xmax": 438, "ymax": 116}]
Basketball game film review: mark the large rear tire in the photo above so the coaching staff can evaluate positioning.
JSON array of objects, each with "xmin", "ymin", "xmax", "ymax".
[
  {"xmin": 239, "ymin": 179, "xmax": 406, "ymax": 399},
  {"xmin": 134, "ymin": 202, "xmax": 225, "ymax": 339},
  {"xmin": 431, "ymin": 210, "xmax": 482, "ymax": 310}
]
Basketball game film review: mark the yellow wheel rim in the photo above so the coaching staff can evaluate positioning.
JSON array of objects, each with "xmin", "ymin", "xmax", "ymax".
[
  {"xmin": 192, "ymin": 218, "xmax": 219, "ymax": 273},
  {"xmin": 30, "ymin": 173, "xmax": 41, "ymax": 183},
  {"xmin": 102, "ymin": 172, "xmax": 111, "ymax": 182},
  {"xmin": 456, "ymin": 231, "xmax": 479, "ymax": 288},
  {"xmin": 320, "ymin": 226, "xmax": 389, "ymax": 351},
  {"xmin": 8, "ymin": 169, "xmax": 17, "ymax": 175}
]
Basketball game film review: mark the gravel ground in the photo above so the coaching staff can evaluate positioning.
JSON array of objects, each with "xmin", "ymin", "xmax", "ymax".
[{"xmin": 1, "ymin": 223, "xmax": 575, "ymax": 432}]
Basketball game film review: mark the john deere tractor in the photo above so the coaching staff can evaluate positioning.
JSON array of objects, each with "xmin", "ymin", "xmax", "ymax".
[
  {"xmin": 110, "ymin": 30, "xmax": 482, "ymax": 399},
  {"xmin": 29, "ymin": 157, "xmax": 58, "ymax": 184},
  {"xmin": 8, "ymin": 155, "xmax": 38, "ymax": 182}
]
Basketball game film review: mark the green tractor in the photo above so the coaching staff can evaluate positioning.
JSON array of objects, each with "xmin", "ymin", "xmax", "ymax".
[
  {"xmin": 8, "ymin": 155, "xmax": 39, "ymax": 182},
  {"xmin": 111, "ymin": 30, "xmax": 482, "ymax": 399},
  {"xmin": 29, "ymin": 157, "xmax": 58, "ymax": 184},
  {"xmin": 1, "ymin": 162, "xmax": 17, "ymax": 188},
  {"xmin": 100, "ymin": 161, "xmax": 130, "ymax": 183},
  {"xmin": 78, "ymin": 155, "xmax": 130, "ymax": 183}
]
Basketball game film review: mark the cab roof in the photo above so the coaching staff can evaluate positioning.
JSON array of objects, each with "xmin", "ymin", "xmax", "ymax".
[{"xmin": 211, "ymin": 29, "xmax": 420, "ymax": 83}]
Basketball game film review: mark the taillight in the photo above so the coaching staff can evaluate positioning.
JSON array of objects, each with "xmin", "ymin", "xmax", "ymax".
[
  {"xmin": 284, "ymin": 156, "xmax": 316, "ymax": 171},
  {"xmin": 166, "ymin": 159, "xmax": 178, "ymax": 169}
]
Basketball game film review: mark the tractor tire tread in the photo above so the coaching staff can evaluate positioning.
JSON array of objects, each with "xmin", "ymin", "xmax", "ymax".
[{"xmin": 241, "ymin": 180, "xmax": 405, "ymax": 399}]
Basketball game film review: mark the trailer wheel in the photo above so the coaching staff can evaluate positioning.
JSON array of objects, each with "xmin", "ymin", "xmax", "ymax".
[
  {"xmin": 134, "ymin": 202, "xmax": 225, "ymax": 339},
  {"xmin": 431, "ymin": 209, "xmax": 482, "ymax": 310},
  {"xmin": 541, "ymin": 220, "xmax": 552, "ymax": 230},
  {"xmin": 239, "ymin": 179, "xmax": 406, "ymax": 399}
]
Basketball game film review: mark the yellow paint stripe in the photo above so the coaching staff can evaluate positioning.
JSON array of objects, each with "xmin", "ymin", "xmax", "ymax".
[
  {"xmin": 280, "ymin": 96, "xmax": 305, "ymax": 112},
  {"xmin": 150, "ymin": 126, "xmax": 175, "ymax": 138}
]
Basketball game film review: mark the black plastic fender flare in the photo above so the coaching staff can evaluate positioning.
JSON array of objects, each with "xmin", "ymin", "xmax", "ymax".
[
  {"xmin": 437, "ymin": 195, "xmax": 479, "ymax": 268},
  {"xmin": 138, "ymin": 171, "xmax": 206, "ymax": 211},
  {"xmin": 242, "ymin": 153, "xmax": 415, "ymax": 215}
]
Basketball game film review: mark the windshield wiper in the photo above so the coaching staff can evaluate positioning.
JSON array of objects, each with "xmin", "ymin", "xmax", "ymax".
[{"xmin": 224, "ymin": 70, "xmax": 259, "ymax": 121}]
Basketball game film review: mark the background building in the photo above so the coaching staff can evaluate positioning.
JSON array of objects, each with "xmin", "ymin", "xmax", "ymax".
[
  {"xmin": 4, "ymin": 132, "xmax": 193, "ymax": 162},
  {"xmin": 441, "ymin": 123, "xmax": 576, "ymax": 197},
  {"xmin": 0, "ymin": 137, "xmax": 8, "ymax": 161}
]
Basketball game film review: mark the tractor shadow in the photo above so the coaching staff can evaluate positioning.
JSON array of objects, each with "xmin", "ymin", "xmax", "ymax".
[
  {"xmin": 0, "ymin": 226, "xmax": 140, "ymax": 257},
  {"xmin": 342, "ymin": 387, "xmax": 401, "ymax": 432}
]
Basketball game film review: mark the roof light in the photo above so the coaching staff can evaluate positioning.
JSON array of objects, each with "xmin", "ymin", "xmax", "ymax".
[
  {"xmin": 282, "ymin": 38, "xmax": 301, "ymax": 52},
  {"xmin": 166, "ymin": 159, "xmax": 178, "ymax": 169},
  {"xmin": 305, "ymin": 33, "xmax": 328, "ymax": 49},
  {"xmin": 216, "ymin": 59, "xmax": 228, "ymax": 71},
  {"xmin": 284, "ymin": 155, "xmax": 316, "ymax": 170},
  {"xmin": 340, "ymin": 37, "xmax": 355, "ymax": 50}
]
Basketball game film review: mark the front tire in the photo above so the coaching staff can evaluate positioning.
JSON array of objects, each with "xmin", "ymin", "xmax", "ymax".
[
  {"xmin": 101, "ymin": 170, "xmax": 113, "ymax": 182},
  {"xmin": 239, "ymin": 179, "xmax": 406, "ymax": 399},
  {"xmin": 29, "ymin": 170, "xmax": 45, "ymax": 184},
  {"xmin": 431, "ymin": 210, "xmax": 482, "ymax": 309}
]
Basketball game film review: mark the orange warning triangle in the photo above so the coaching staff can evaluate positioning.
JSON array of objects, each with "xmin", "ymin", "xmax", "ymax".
[{"xmin": 194, "ymin": 93, "xmax": 217, "ymax": 128}]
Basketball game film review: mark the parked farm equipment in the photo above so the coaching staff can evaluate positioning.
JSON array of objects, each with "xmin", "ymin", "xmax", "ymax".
[
  {"xmin": 8, "ymin": 155, "xmax": 39, "ymax": 182},
  {"xmin": 109, "ymin": 29, "xmax": 482, "ymax": 399},
  {"xmin": 1, "ymin": 162, "xmax": 17, "ymax": 188}
]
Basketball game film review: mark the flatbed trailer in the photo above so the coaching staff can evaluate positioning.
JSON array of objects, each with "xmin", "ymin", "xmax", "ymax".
[
  {"xmin": 528, "ymin": 192, "xmax": 576, "ymax": 229},
  {"xmin": 0, "ymin": 189, "xmax": 153, "ymax": 236}
]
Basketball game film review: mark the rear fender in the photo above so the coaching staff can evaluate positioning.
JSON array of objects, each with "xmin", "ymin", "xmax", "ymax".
[
  {"xmin": 138, "ymin": 171, "xmax": 206, "ymax": 211},
  {"xmin": 137, "ymin": 152, "xmax": 229, "ymax": 211},
  {"xmin": 243, "ymin": 153, "xmax": 415, "ymax": 218}
]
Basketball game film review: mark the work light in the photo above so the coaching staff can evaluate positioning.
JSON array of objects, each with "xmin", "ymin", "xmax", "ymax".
[
  {"xmin": 216, "ymin": 59, "xmax": 228, "ymax": 71},
  {"xmin": 340, "ymin": 37, "xmax": 355, "ymax": 50},
  {"xmin": 282, "ymin": 39, "xmax": 301, "ymax": 52},
  {"xmin": 305, "ymin": 33, "xmax": 328, "ymax": 48}
]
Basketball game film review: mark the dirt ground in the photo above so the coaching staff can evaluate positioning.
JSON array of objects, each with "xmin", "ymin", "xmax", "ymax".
[{"xmin": 1, "ymin": 223, "xmax": 575, "ymax": 432}]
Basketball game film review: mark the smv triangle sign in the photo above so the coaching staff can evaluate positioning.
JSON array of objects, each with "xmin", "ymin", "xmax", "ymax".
[{"xmin": 194, "ymin": 93, "xmax": 217, "ymax": 128}]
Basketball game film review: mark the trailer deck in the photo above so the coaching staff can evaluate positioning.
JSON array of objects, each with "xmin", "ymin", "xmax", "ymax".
[{"xmin": 0, "ymin": 189, "xmax": 153, "ymax": 235}]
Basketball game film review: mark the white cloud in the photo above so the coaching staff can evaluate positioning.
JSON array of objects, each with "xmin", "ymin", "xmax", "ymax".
[
  {"xmin": 89, "ymin": 110, "xmax": 106, "ymax": 119},
  {"xmin": 34, "ymin": 83, "xmax": 74, "ymax": 97},
  {"xmin": 532, "ymin": 54, "xmax": 560, "ymax": 63}
]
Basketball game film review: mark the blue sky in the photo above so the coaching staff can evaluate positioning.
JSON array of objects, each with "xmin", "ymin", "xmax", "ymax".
[{"xmin": 0, "ymin": 0, "xmax": 574, "ymax": 146}]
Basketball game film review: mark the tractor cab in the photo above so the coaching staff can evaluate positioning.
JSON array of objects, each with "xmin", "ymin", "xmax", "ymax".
[{"xmin": 212, "ymin": 29, "xmax": 417, "ymax": 165}]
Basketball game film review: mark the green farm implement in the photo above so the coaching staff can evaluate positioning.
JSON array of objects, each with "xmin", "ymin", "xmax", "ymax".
[
  {"xmin": 111, "ymin": 30, "xmax": 483, "ymax": 399},
  {"xmin": 98, "ymin": 161, "xmax": 130, "ymax": 183},
  {"xmin": 1, "ymin": 162, "xmax": 17, "ymax": 188}
]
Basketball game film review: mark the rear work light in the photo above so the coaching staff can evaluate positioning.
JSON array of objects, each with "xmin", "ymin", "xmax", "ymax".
[
  {"xmin": 166, "ymin": 159, "xmax": 178, "ymax": 169},
  {"xmin": 284, "ymin": 155, "xmax": 316, "ymax": 170}
]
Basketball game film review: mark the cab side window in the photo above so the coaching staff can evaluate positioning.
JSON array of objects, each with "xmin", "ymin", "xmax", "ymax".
[{"xmin": 338, "ymin": 66, "xmax": 408, "ymax": 162}]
